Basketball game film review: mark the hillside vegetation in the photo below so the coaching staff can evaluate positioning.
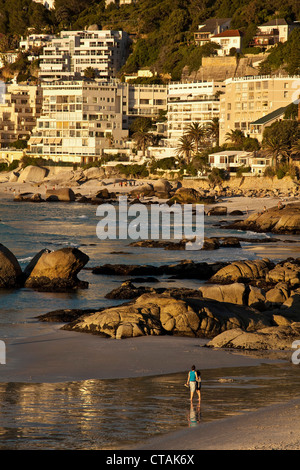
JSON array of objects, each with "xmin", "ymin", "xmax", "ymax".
[{"xmin": 0, "ymin": 0, "xmax": 299, "ymax": 79}]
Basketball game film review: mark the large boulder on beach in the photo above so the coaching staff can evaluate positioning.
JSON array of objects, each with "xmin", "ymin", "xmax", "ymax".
[
  {"xmin": 265, "ymin": 261, "xmax": 300, "ymax": 287},
  {"xmin": 167, "ymin": 187, "xmax": 215, "ymax": 205},
  {"xmin": 130, "ymin": 183, "xmax": 155, "ymax": 197},
  {"xmin": 62, "ymin": 292, "xmax": 271, "ymax": 339},
  {"xmin": 206, "ymin": 323, "xmax": 300, "ymax": 350},
  {"xmin": 18, "ymin": 165, "xmax": 48, "ymax": 183},
  {"xmin": 224, "ymin": 202, "xmax": 300, "ymax": 234},
  {"xmin": 83, "ymin": 166, "xmax": 105, "ymax": 180},
  {"xmin": 45, "ymin": 188, "xmax": 75, "ymax": 202},
  {"xmin": 207, "ymin": 206, "xmax": 227, "ymax": 216},
  {"xmin": 265, "ymin": 282, "xmax": 290, "ymax": 305},
  {"xmin": 209, "ymin": 259, "xmax": 274, "ymax": 283},
  {"xmin": 24, "ymin": 247, "xmax": 89, "ymax": 291},
  {"xmin": 0, "ymin": 244, "xmax": 23, "ymax": 288},
  {"xmin": 199, "ymin": 282, "xmax": 247, "ymax": 305}
]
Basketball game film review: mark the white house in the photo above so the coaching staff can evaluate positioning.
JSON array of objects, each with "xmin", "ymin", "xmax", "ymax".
[
  {"xmin": 208, "ymin": 150, "xmax": 252, "ymax": 172},
  {"xmin": 208, "ymin": 150, "xmax": 271, "ymax": 175},
  {"xmin": 211, "ymin": 30, "xmax": 242, "ymax": 56},
  {"xmin": 194, "ymin": 18, "xmax": 231, "ymax": 46},
  {"xmin": 256, "ymin": 18, "xmax": 298, "ymax": 43}
]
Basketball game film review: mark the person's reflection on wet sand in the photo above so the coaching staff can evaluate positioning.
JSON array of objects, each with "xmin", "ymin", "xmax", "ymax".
[{"xmin": 188, "ymin": 403, "xmax": 201, "ymax": 427}]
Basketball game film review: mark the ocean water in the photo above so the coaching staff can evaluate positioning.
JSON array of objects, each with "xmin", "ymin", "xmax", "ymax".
[{"xmin": 0, "ymin": 195, "xmax": 299, "ymax": 449}]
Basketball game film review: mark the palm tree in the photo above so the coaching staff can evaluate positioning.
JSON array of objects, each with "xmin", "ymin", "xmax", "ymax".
[
  {"xmin": 131, "ymin": 118, "xmax": 153, "ymax": 156},
  {"xmin": 184, "ymin": 122, "xmax": 205, "ymax": 154},
  {"xmin": 225, "ymin": 129, "xmax": 245, "ymax": 147},
  {"xmin": 262, "ymin": 136, "xmax": 289, "ymax": 169},
  {"xmin": 176, "ymin": 135, "xmax": 195, "ymax": 164},
  {"xmin": 290, "ymin": 139, "xmax": 300, "ymax": 163},
  {"xmin": 132, "ymin": 129, "xmax": 153, "ymax": 156},
  {"xmin": 206, "ymin": 117, "xmax": 219, "ymax": 145}
]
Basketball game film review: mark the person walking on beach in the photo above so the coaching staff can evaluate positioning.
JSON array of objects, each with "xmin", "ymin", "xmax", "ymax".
[{"xmin": 186, "ymin": 365, "xmax": 199, "ymax": 402}]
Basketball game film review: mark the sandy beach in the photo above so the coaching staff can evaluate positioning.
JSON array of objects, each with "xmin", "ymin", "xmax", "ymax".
[{"xmin": 2, "ymin": 328, "xmax": 299, "ymax": 450}]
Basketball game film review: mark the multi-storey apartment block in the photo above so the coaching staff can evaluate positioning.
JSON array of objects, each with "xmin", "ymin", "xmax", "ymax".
[
  {"xmin": 0, "ymin": 83, "xmax": 42, "ymax": 148},
  {"xmin": 128, "ymin": 83, "xmax": 167, "ymax": 125},
  {"xmin": 28, "ymin": 80, "xmax": 129, "ymax": 162},
  {"xmin": 166, "ymin": 81, "xmax": 225, "ymax": 148},
  {"xmin": 39, "ymin": 28, "xmax": 129, "ymax": 81},
  {"xmin": 219, "ymin": 75, "xmax": 300, "ymax": 144}
]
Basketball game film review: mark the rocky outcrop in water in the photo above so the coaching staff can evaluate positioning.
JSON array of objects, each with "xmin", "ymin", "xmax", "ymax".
[
  {"xmin": 0, "ymin": 244, "xmax": 89, "ymax": 292},
  {"xmin": 206, "ymin": 324, "xmax": 300, "ymax": 351},
  {"xmin": 0, "ymin": 244, "xmax": 23, "ymax": 288},
  {"xmin": 91, "ymin": 259, "xmax": 227, "ymax": 280},
  {"xmin": 61, "ymin": 292, "xmax": 271, "ymax": 339},
  {"xmin": 209, "ymin": 259, "xmax": 274, "ymax": 284},
  {"xmin": 24, "ymin": 247, "xmax": 89, "ymax": 291},
  {"xmin": 224, "ymin": 202, "xmax": 300, "ymax": 234}
]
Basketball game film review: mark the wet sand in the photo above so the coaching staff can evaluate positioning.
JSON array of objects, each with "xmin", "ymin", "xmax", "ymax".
[
  {"xmin": 2, "ymin": 329, "xmax": 281, "ymax": 383},
  {"xmin": 132, "ymin": 398, "xmax": 300, "ymax": 450}
]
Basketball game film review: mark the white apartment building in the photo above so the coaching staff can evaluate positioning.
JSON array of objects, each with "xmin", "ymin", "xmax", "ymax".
[
  {"xmin": 39, "ymin": 28, "xmax": 129, "ymax": 81},
  {"xmin": 19, "ymin": 34, "xmax": 56, "ymax": 52},
  {"xmin": 166, "ymin": 81, "xmax": 225, "ymax": 148},
  {"xmin": 128, "ymin": 83, "xmax": 167, "ymax": 124},
  {"xmin": 0, "ymin": 83, "xmax": 42, "ymax": 148},
  {"xmin": 27, "ymin": 80, "xmax": 168, "ymax": 163},
  {"xmin": 28, "ymin": 80, "xmax": 129, "ymax": 163},
  {"xmin": 219, "ymin": 75, "xmax": 300, "ymax": 144}
]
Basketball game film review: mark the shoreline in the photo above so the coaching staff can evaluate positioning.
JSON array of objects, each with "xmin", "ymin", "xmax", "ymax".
[
  {"xmin": 131, "ymin": 397, "xmax": 300, "ymax": 450},
  {"xmin": 2, "ymin": 327, "xmax": 285, "ymax": 384}
]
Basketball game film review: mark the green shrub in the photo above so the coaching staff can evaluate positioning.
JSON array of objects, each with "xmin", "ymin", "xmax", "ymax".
[
  {"xmin": 264, "ymin": 166, "xmax": 275, "ymax": 178},
  {"xmin": 116, "ymin": 164, "xmax": 149, "ymax": 178},
  {"xmin": 208, "ymin": 167, "xmax": 228, "ymax": 185}
]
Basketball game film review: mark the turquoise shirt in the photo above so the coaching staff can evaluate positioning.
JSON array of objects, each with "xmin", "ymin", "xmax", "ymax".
[{"xmin": 189, "ymin": 370, "xmax": 196, "ymax": 382}]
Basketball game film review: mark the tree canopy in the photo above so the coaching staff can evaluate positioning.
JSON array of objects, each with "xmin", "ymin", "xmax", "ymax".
[{"xmin": 0, "ymin": 0, "xmax": 299, "ymax": 79}]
